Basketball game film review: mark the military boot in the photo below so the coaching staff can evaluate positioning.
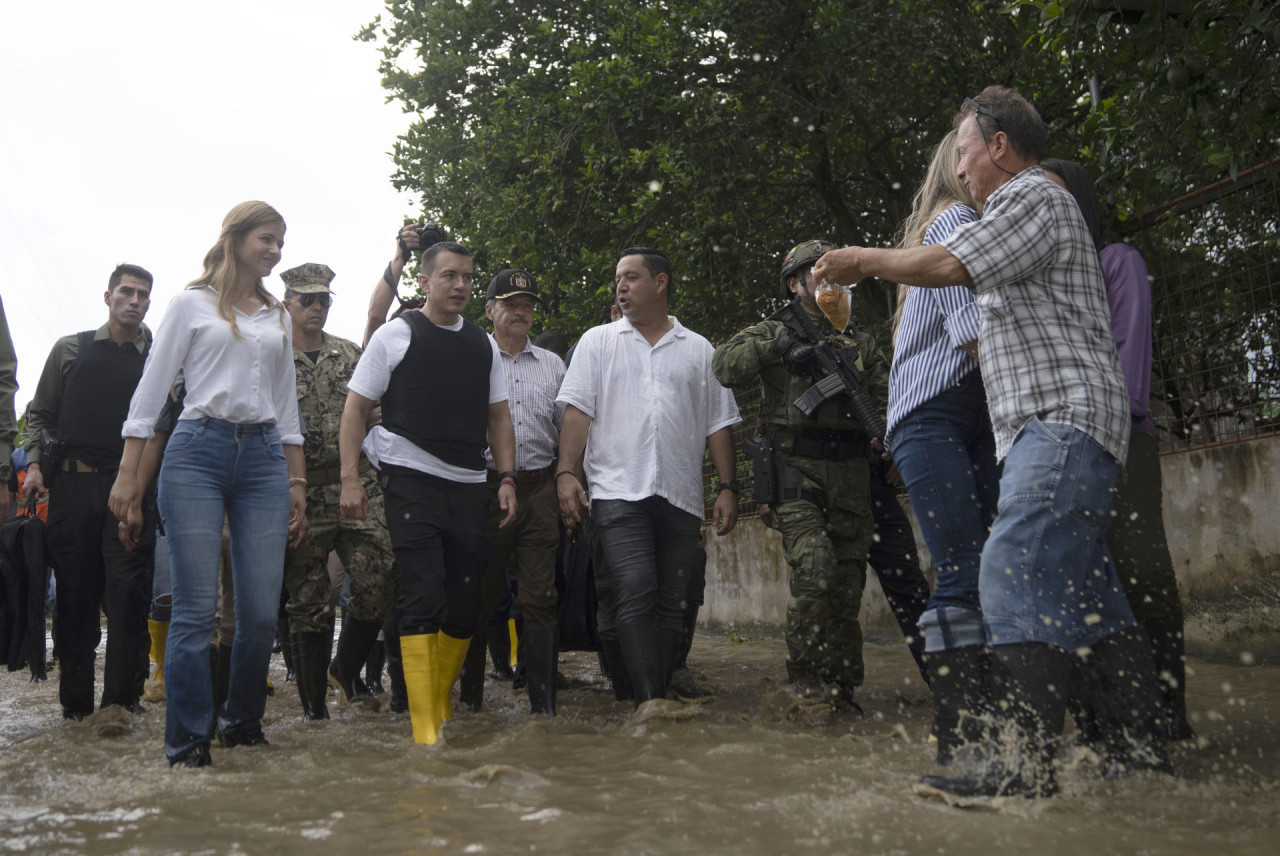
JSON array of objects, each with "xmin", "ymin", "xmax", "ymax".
[
  {"xmin": 292, "ymin": 631, "xmax": 332, "ymax": 721},
  {"xmin": 329, "ymin": 617, "xmax": 380, "ymax": 706},
  {"xmin": 364, "ymin": 638, "xmax": 386, "ymax": 695}
]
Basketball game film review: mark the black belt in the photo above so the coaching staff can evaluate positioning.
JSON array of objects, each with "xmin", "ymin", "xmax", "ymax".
[
  {"xmin": 769, "ymin": 428, "xmax": 866, "ymax": 461},
  {"xmin": 487, "ymin": 465, "xmax": 555, "ymax": 487}
]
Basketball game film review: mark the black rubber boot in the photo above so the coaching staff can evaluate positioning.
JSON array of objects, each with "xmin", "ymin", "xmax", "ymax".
[
  {"xmin": 1142, "ymin": 614, "xmax": 1195, "ymax": 741},
  {"xmin": 383, "ymin": 620, "xmax": 408, "ymax": 714},
  {"xmin": 524, "ymin": 626, "xmax": 559, "ymax": 716},
  {"xmin": 1087, "ymin": 625, "xmax": 1174, "ymax": 778},
  {"xmin": 364, "ymin": 639, "xmax": 386, "ymax": 694},
  {"xmin": 926, "ymin": 645, "xmax": 993, "ymax": 766},
  {"xmin": 669, "ymin": 607, "xmax": 714, "ymax": 702},
  {"xmin": 328, "ymin": 616, "xmax": 380, "ymax": 705},
  {"xmin": 916, "ymin": 643, "xmax": 1069, "ymax": 800},
  {"xmin": 292, "ymin": 631, "xmax": 332, "ymax": 721},
  {"xmin": 488, "ymin": 619, "xmax": 515, "ymax": 680},
  {"xmin": 600, "ymin": 638, "xmax": 633, "ymax": 701},
  {"xmin": 459, "ymin": 627, "xmax": 489, "ymax": 713},
  {"xmin": 616, "ymin": 621, "xmax": 665, "ymax": 706},
  {"xmin": 277, "ymin": 613, "xmax": 294, "ymax": 683}
]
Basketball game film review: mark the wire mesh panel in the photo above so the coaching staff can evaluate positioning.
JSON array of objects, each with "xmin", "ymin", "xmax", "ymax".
[{"xmin": 1132, "ymin": 158, "xmax": 1280, "ymax": 453}]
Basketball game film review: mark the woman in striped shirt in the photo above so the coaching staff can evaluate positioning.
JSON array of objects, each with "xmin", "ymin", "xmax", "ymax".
[{"xmin": 885, "ymin": 131, "xmax": 999, "ymax": 765}]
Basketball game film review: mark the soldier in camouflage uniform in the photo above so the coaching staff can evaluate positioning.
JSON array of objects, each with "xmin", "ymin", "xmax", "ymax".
[
  {"xmin": 280, "ymin": 263, "xmax": 396, "ymax": 721},
  {"xmin": 712, "ymin": 240, "xmax": 889, "ymax": 709}
]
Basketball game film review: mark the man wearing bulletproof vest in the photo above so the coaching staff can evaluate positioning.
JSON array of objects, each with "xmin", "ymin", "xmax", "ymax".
[
  {"xmin": 339, "ymin": 240, "xmax": 518, "ymax": 746},
  {"xmin": 25, "ymin": 263, "xmax": 156, "ymax": 720},
  {"xmin": 712, "ymin": 240, "xmax": 889, "ymax": 714}
]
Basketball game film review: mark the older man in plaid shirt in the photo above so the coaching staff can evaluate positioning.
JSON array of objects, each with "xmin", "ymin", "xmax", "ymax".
[{"xmin": 815, "ymin": 85, "xmax": 1170, "ymax": 800}]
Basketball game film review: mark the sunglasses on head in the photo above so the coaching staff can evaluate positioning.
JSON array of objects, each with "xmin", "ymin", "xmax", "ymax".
[{"xmin": 297, "ymin": 293, "xmax": 331, "ymax": 309}]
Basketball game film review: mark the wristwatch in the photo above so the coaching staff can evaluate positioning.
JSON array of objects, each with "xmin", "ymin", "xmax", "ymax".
[{"xmin": 718, "ymin": 480, "xmax": 741, "ymax": 494}]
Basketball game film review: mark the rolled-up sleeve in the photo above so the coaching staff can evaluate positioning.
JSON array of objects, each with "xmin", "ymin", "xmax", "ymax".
[
  {"xmin": 123, "ymin": 296, "xmax": 190, "ymax": 439},
  {"xmin": 555, "ymin": 328, "xmax": 600, "ymax": 418}
]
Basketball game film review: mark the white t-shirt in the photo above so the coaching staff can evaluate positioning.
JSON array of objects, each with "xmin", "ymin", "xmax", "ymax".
[
  {"xmin": 348, "ymin": 313, "xmax": 508, "ymax": 483},
  {"xmin": 123, "ymin": 286, "xmax": 302, "ymax": 444},
  {"xmin": 556, "ymin": 316, "xmax": 740, "ymax": 518}
]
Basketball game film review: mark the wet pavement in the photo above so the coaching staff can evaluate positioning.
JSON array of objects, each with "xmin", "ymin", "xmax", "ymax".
[{"xmin": 1, "ymin": 632, "xmax": 1277, "ymax": 855}]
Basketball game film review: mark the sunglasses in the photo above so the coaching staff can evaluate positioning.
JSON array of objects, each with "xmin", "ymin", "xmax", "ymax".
[
  {"xmin": 963, "ymin": 97, "xmax": 1002, "ymax": 141},
  {"xmin": 296, "ymin": 293, "xmax": 331, "ymax": 309}
]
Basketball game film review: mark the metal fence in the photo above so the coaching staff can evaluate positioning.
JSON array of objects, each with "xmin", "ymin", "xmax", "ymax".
[{"xmin": 1132, "ymin": 158, "xmax": 1280, "ymax": 453}]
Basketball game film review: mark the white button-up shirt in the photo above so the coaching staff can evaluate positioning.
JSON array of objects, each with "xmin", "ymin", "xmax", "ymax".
[
  {"xmin": 557, "ymin": 316, "xmax": 740, "ymax": 518},
  {"xmin": 123, "ymin": 285, "xmax": 302, "ymax": 444}
]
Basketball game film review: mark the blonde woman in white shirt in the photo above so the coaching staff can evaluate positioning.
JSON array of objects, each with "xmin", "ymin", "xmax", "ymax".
[{"xmin": 110, "ymin": 201, "xmax": 308, "ymax": 767}]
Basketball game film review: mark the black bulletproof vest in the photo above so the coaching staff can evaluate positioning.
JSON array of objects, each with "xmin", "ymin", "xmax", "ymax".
[
  {"xmin": 382, "ymin": 312, "xmax": 491, "ymax": 471},
  {"xmin": 57, "ymin": 330, "xmax": 149, "ymax": 468}
]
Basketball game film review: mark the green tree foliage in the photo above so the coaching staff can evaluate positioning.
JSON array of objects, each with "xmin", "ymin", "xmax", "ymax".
[
  {"xmin": 1022, "ymin": 0, "xmax": 1280, "ymax": 227},
  {"xmin": 359, "ymin": 0, "xmax": 1066, "ymax": 342}
]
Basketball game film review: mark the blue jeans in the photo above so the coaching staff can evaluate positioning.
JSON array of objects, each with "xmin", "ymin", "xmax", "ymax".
[
  {"xmin": 158, "ymin": 419, "xmax": 289, "ymax": 760},
  {"xmin": 979, "ymin": 418, "xmax": 1135, "ymax": 649},
  {"xmin": 590, "ymin": 497, "xmax": 702, "ymax": 637},
  {"xmin": 889, "ymin": 371, "xmax": 998, "ymax": 653}
]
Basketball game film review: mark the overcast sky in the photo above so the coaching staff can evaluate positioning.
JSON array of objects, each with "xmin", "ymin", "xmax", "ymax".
[{"xmin": 1, "ymin": 0, "xmax": 417, "ymax": 415}]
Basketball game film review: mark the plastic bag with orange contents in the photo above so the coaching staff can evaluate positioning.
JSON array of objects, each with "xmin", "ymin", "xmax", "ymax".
[{"xmin": 814, "ymin": 282, "xmax": 852, "ymax": 331}]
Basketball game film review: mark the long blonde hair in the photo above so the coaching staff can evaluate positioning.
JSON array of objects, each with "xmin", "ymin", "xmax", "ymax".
[
  {"xmin": 188, "ymin": 201, "xmax": 286, "ymax": 338},
  {"xmin": 891, "ymin": 131, "xmax": 976, "ymax": 344}
]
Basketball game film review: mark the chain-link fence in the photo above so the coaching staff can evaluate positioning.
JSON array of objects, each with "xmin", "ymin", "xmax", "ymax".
[{"xmin": 1131, "ymin": 158, "xmax": 1280, "ymax": 453}]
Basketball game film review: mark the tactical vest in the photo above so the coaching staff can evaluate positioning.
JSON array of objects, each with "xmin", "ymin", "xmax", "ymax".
[
  {"xmin": 382, "ymin": 312, "xmax": 491, "ymax": 471},
  {"xmin": 56, "ymin": 330, "xmax": 149, "ymax": 469}
]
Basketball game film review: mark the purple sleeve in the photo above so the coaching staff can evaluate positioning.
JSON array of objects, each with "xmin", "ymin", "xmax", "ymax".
[{"xmin": 1100, "ymin": 243, "xmax": 1154, "ymax": 434}]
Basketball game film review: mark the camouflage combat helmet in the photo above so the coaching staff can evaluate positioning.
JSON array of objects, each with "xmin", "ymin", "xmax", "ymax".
[{"xmin": 778, "ymin": 239, "xmax": 836, "ymax": 297}]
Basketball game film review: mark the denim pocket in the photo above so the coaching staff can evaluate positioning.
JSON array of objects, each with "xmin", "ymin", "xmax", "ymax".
[{"xmin": 163, "ymin": 421, "xmax": 204, "ymax": 458}]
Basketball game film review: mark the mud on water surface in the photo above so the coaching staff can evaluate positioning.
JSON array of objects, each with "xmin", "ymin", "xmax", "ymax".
[{"xmin": 1, "ymin": 633, "xmax": 1277, "ymax": 855}]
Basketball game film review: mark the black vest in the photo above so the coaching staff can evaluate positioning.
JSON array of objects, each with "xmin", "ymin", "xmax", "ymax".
[
  {"xmin": 382, "ymin": 312, "xmax": 491, "ymax": 471},
  {"xmin": 57, "ymin": 330, "xmax": 149, "ymax": 468}
]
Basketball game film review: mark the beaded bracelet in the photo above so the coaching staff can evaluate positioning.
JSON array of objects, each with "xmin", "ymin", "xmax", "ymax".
[
  {"xmin": 499, "ymin": 477, "xmax": 517, "ymax": 489},
  {"xmin": 289, "ymin": 477, "xmax": 308, "ymax": 488}
]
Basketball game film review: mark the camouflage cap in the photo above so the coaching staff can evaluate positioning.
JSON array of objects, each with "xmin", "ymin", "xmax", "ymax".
[
  {"xmin": 280, "ymin": 262, "xmax": 336, "ymax": 294},
  {"xmin": 485, "ymin": 268, "xmax": 540, "ymax": 303}
]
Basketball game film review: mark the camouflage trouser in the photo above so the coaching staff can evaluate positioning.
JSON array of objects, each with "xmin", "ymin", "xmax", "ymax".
[
  {"xmin": 773, "ymin": 453, "xmax": 872, "ymax": 692},
  {"xmin": 284, "ymin": 479, "xmax": 397, "ymax": 636}
]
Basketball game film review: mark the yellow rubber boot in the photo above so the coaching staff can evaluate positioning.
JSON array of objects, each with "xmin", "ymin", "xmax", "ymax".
[
  {"xmin": 144, "ymin": 619, "xmax": 169, "ymax": 701},
  {"xmin": 507, "ymin": 618, "xmax": 519, "ymax": 668},
  {"xmin": 436, "ymin": 632, "xmax": 471, "ymax": 722},
  {"xmin": 401, "ymin": 633, "xmax": 441, "ymax": 745}
]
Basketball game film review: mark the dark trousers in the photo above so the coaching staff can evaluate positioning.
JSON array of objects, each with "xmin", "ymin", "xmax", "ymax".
[
  {"xmin": 45, "ymin": 469, "xmax": 154, "ymax": 713},
  {"xmin": 591, "ymin": 497, "xmax": 702, "ymax": 637},
  {"xmin": 474, "ymin": 476, "xmax": 560, "ymax": 634},
  {"xmin": 382, "ymin": 466, "xmax": 491, "ymax": 638},
  {"xmin": 866, "ymin": 461, "xmax": 931, "ymax": 647}
]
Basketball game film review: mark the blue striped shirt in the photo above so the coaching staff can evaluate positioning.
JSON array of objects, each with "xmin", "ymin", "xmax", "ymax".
[{"xmin": 885, "ymin": 204, "xmax": 981, "ymax": 445}]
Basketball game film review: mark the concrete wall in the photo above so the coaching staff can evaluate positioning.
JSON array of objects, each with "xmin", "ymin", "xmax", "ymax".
[{"xmin": 702, "ymin": 435, "xmax": 1280, "ymax": 661}]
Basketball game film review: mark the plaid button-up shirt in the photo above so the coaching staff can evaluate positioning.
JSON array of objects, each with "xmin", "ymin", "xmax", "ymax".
[
  {"xmin": 484, "ymin": 337, "xmax": 565, "ymax": 472},
  {"xmin": 943, "ymin": 166, "xmax": 1130, "ymax": 465}
]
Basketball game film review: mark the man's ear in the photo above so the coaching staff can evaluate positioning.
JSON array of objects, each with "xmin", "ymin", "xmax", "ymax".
[{"xmin": 656, "ymin": 273, "xmax": 669, "ymax": 296}]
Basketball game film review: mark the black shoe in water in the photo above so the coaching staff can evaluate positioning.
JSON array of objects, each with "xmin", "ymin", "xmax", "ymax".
[
  {"xmin": 217, "ymin": 727, "xmax": 269, "ymax": 749},
  {"xmin": 170, "ymin": 744, "xmax": 212, "ymax": 768}
]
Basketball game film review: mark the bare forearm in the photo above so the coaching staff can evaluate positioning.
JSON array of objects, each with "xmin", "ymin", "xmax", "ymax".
[
  {"xmin": 339, "ymin": 392, "xmax": 375, "ymax": 482},
  {"xmin": 133, "ymin": 434, "xmax": 167, "ymax": 490},
  {"xmin": 708, "ymin": 426, "xmax": 735, "ymax": 483},
  {"xmin": 557, "ymin": 406, "xmax": 591, "ymax": 476},
  {"xmin": 487, "ymin": 401, "xmax": 516, "ymax": 473}
]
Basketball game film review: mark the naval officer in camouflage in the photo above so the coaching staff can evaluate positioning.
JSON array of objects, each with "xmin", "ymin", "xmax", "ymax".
[
  {"xmin": 711, "ymin": 240, "xmax": 888, "ymax": 710},
  {"xmin": 280, "ymin": 262, "xmax": 396, "ymax": 721}
]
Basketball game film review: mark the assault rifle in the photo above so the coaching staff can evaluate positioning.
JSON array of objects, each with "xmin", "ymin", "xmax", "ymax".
[{"xmin": 775, "ymin": 300, "xmax": 887, "ymax": 443}]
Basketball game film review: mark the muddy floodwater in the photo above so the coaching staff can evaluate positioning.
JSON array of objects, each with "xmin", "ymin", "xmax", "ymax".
[{"xmin": 1, "ymin": 631, "xmax": 1277, "ymax": 855}]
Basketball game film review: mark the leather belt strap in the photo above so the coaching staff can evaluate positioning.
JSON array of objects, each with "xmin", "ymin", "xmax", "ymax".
[
  {"xmin": 61, "ymin": 458, "xmax": 107, "ymax": 474},
  {"xmin": 487, "ymin": 464, "xmax": 555, "ymax": 487}
]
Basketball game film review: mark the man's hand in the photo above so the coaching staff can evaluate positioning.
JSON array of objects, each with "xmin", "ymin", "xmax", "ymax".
[
  {"xmin": 22, "ymin": 464, "xmax": 45, "ymax": 499},
  {"xmin": 396, "ymin": 224, "xmax": 422, "ymax": 265},
  {"xmin": 557, "ymin": 473, "xmax": 589, "ymax": 533},
  {"xmin": 288, "ymin": 485, "xmax": 309, "ymax": 548},
  {"xmin": 811, "ymin": 247, "xmax": 864, "ymax": 287},
  {"xmin": 771, "ymin": 331, "xmax": 817, "ymax": 373},
  {"xmin": 340, "ymin": 477, "xmax": 368, "ymax": 520},
  {"xmin": 497, "ymin": 483, "xmax": 518, "ymax": 528},
  {"xmin": 758, "ymin": 503, "xmax": 773, "ymax": 528},
  {"xmin": 712, "ymin": 489, "xmax": 737, "ymax": 536}
]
